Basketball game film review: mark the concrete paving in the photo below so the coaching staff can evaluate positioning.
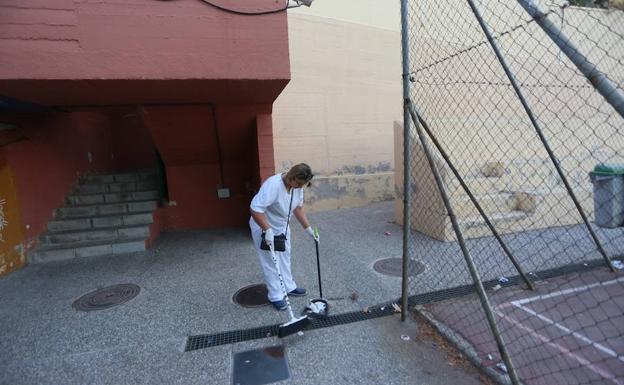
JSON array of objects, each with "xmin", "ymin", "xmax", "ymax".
[{"xmin": 0, "ymin": 201, "xmax": 487, "ymax": 385}]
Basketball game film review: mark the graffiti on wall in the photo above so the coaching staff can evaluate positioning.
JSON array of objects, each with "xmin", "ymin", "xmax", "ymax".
[
  {"xmin": 0, "ymin": 153, "xmax": 26, "ymax": 276},
  {"xmin": 0, "ymin": 198, "xmax": 7, "ymax": 243}
]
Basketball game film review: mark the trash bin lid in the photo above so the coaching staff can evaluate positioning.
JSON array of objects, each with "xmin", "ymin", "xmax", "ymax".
[{"xmin": 592, "ymin": 164, "xmax": 624, "ymax": 176}]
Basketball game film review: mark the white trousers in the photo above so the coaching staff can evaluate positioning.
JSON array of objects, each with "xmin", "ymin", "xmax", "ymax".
[{"xmin": 250, "ymin": 227, "xmax": 297, "ymax": 302}]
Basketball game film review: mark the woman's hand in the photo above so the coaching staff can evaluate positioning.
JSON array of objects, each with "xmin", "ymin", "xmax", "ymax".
[
  {"xmin": 305, "ymin": 226, "xmax": 319, "ymax": 243},
  {"xmin": 263, "ymin": 228, "xmax": 275, "ymax": 247}
]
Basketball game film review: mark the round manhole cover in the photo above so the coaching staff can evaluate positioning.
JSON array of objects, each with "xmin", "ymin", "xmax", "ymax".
[
  {"xmin": 72, "ymin": 284, "xmax": 141, "ymax": 312},
  {"xmin": 373, "ymin": 258, "xmax": 425, "ymax": 277},
  {"xmin": 233, "ymin": 283, "xmax": 269, "ymax": 308}
]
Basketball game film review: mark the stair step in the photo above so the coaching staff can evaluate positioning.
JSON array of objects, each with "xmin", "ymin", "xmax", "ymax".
[
  {"xmin": 451, "ymin": 192, "xmax": 515, "ymax": 217},
  {"xmin": 79, "ymin": 169, "xmax": 156, "ymax": 184},
  {"xmin": 73, "ymin": 181, "xmax": 157, "ymax": 195},
  {"xmin": 448, "ymin": 176, "xmax": 511, "ymax": 196},
  {"xmin": 55, "ymin": 200, "xmax": 157, "ymax": 218},
  {"xmin": 65, "ymin": 190, "xmax": 159, "ymax": 206},
  {"xmin": 47, "ymin": 212, "xmax": 153, "ymax": 232},
  {"xmin": 30, "ymin": 238, "xmax": 147, "ymax": 263},
  {"xmin": 459, "ymin": 210, "xmax": 529, "ymax": 229},
  {"xmin": 40, "ymin": 224, "xmax": 150, "ymax": 245}
]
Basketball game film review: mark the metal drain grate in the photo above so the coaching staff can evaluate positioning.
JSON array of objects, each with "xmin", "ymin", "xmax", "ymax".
[
  {"xmin": 408, "ymin": 258, "xmax": 611, "ymax": 306},
  {"xmin": 185, "ymin": 305, "xmax": 396, "ymax": 351},
  {"xmin": 374, "ymin": 258, "xmax": 425, "ymax": 277},
  {"xmin": 72, "ymin": 284, "xmax": 140, "ymax": 312}
]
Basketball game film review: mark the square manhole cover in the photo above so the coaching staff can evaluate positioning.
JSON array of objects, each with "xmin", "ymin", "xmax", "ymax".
[{"xmin": 232, "ymin": 346, "xmax": 290, "ymax": 385}]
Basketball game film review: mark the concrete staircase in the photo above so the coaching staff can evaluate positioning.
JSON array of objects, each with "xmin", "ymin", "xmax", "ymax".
[
  {"xmin": 445, "ymin": 174, "xmax": 527, "ymax": 239},
  {"xmin": 445, "ymin": 166, "xmax": 593, "ymax": 240},
  {"xmin": 30, "ymin": 170, "xmax": 160, "ymax": 263}
]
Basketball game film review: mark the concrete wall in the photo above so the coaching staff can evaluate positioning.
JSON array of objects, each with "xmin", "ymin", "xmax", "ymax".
[
  {"xmin": 395, "ymin": 3, "xmax": 624, "ymax": 240},
  {"xmin": 141, "ymin": 104, "xmax": 274, "ymax": 231},
  {"xmin": 273, "ymin": 1, "xmax": 402, "ymax": 211},
  {"xmin": 0, "ymin": 0, "xmax": 290, "ymax": 106},
  {"xmin": 0, "ymin": 0, "xmax": 290, "ymax": 271},
  {"xmin": 0, "ymin": 112, "xmax": 120, "ymax": 275},
  {"xmin": 408, "ymin": 3, "xmax": 624, "ymax": 183}
]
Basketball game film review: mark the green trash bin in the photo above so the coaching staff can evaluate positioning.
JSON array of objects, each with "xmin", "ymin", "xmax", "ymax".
[{"xmin": 589, "ymin": 164, "xmax": 624, "ymax": 228}]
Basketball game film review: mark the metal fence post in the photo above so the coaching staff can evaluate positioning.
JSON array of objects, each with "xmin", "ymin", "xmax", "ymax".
[
  {"xmin": 517, "ymin": 0, "xmax": 624, "ymax": 120},
  {"xmin": 406, "ymin": 100, "xmax": 522, "ymax": 385},
  {"xmin": 399, "ymin": 0, "xmax": 412, "ymax": 322},
  {"xmin": 465, "ymin": 0, "xmax": 615, "ymax": 272},
  {"xmin": 412, "ymin": 110, "xmax": 536, "ymax": 291}
]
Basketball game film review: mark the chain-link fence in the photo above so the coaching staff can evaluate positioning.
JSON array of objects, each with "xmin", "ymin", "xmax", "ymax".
[{"xmin": 398, "ymin": 0, "xmax": 624, "ymax": 384}]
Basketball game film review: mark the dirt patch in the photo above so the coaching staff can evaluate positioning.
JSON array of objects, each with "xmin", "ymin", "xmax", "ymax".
[{"xmin": 413, "ymin": 312, "xmax": 497, "ymax": 385}]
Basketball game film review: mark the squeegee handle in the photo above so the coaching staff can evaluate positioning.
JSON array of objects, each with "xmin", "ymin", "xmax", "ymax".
[{"xmin": 314, "ymin": 239, "xmax": 323, "ymax": 298}]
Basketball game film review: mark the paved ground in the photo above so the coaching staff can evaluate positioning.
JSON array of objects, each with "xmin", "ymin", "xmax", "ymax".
[
  {"xmin": 0, "ymin": 201, "xmax": 488, "ymax": 385},
  {"xmin": 426, "ymin": 268, "xmax": 624, "ymax": 385}
]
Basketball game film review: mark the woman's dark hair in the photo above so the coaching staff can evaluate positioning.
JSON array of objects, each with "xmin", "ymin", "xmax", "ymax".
[{"xmin": 286, "ymin": 163, "xmax": 314, "ymax": 187}]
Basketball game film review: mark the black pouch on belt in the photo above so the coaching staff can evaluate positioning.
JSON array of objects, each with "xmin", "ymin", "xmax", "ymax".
[
  {"xmin": 259, "ymin": 190, "xmax": 294, "ymax": 253},
  {"xmin": 261, "ymin": 233, "xmax": 287, "ymax": 252}
]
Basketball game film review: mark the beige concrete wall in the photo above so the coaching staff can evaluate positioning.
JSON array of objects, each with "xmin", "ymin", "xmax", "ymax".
[
  {"xmin": 395, "ymin": 3, "xmax": 624, "ymax": 240},
  {"xmin": 273, "ymin": 1, "xmax": 402, "ymax": 211},
  {"xmin": 409, "ymin": 3, "xmax": 624, "ymax": 183}
]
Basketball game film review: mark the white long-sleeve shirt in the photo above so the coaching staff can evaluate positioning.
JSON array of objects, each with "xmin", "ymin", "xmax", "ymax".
[{"xmin": 249, "ymin": 173, "xmax": 304, "ymax": 234}]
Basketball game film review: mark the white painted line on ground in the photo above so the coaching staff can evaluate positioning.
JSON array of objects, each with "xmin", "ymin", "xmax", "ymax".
[
  {"xmin": 511, "ymin": 277, "xmax": 624, "ymax": 306},
  {"xmin": 513, "ymin": 302, "xmax": 624, "ymax": 363},
  {"xmin": 495, "ymin": 310, "xmax": 624, "ymax": 385}
]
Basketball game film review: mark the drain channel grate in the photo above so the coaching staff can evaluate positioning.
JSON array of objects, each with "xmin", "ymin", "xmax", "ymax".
[
  {"xmin": 185, "ymin": 305, "xmax": 396, "ymax": 351},
  {"xmin": 72, "ymin": 284, "xmax": 140, "ymax": 312}
]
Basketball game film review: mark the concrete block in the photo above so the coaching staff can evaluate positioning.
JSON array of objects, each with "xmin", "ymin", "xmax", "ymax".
[
  {"xmin": 122, "ymin": 213, "xmax": 153, "ymax": 226},
  {"xmin": 138, "ymin": 171, "xmax": 156, "ymax": 180},
  {"xmin": 114, "ymin": 173, "xmax": 141, "ymax": 183},
  {"xmin": 48, "ymin": 218, "xmax": 90, "ymax": 232},
  {"xmin": 460, "ymin": 211, "xmax": 528, "ymax": 229},
  {"xmin": 481, "ymin": 162, "xmax": 505, "ymax": 178},
  {"xmin": 107, "ymin": 183, "xmax": 122, "ymax": 193},
  {"xmin": 112, "ymin": 240, "xmax": 146, "ymax": 254},
  {"xmin": 30, "ymin": 248, "xmax": 75, "ymax": 263},
  {"xmin": 84, "ymin": 229, "xmax": 117, "ymax": 241},
  {"xmin": 134, "ymin": 191, "xmax": 159, "ymax": 200},
  {"xmin": 103, "ymin": 193, "xmax": 124, "ymax": 203},
  {"xmin": 65, "ymin": 196, "xmax": 78, "ymax": 205},
  {"xmin": 98, "ymin": 203, "xmax": 127, "ymax": 215},
  {"xmin": 92, "ymin": 216, "xmax": 124, "ymax": 228},
  {"xmin": 127, "ymin": 201, "xmax": 156, "ymax": 212},
  {"xmin": 513, "ymin": 191, "xmax": 540, "ymax": 214},
  {"xmin": 81, "ymin": 175, "xmax": 114, "ymax": 183},
  {"xmin": 117, "ymin": 226, "xmax": 150, "ymax": 239},
  {"xmin": 447, "ymin": 176, "xmax": 511, "ymax": 197},
  {"xmin": 136, "ymin": 181, "xmax": 157, "ymax": 190},
  {"xmin": 109, "ymin": 182, "xmax": 137, "ymax": 193},
  {"xmin": 74, "ymin": 184, "xmax": 108, "ymax": 194},
  {"xmin": 42, "ymin": 232, "xmax": 84, "ymax": 244},
  {"xmin": 76, "ymin": 244, "xmax": 113, "ymax": 258},
  {"xmin": 451, "ymin": 192, "xmax": 515, "ymax": 217},
  {"xmin": 56, "ymin": 206, "xmax": 98, "ymax": 218},
  {"xmin": 74, "ymin": 195, "xmax": 106, "ymax": 205},
  {"xmin": 42, "ymin": 228, "xmax": 122, "ymax": 245},
  {"xmin": 44, "ymin": 229, "xmax": 113, "ymax": 244}
]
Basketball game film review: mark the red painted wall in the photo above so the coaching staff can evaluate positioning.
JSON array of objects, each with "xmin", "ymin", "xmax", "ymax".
[
  {"xmin": 141, "ymin": 104, "xmax": 274, "ymax": 229},
  {"xmin": 2, "ymin": 111, "xmax": 116, "ymax": 252},
  {"xmin": 0, "ymin": 0, "xmax": 288, "ymax": 245},
  {"xmin": 108, "ymin": 108, "xmax": 156, "ymax": 171},
  {"xmin": 0, "ymin": 0, "xmax": 290, "ymax": 107},
  {"xmin": 0, "ymin": 108, "xmax": 161, "ymax": 252}
]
